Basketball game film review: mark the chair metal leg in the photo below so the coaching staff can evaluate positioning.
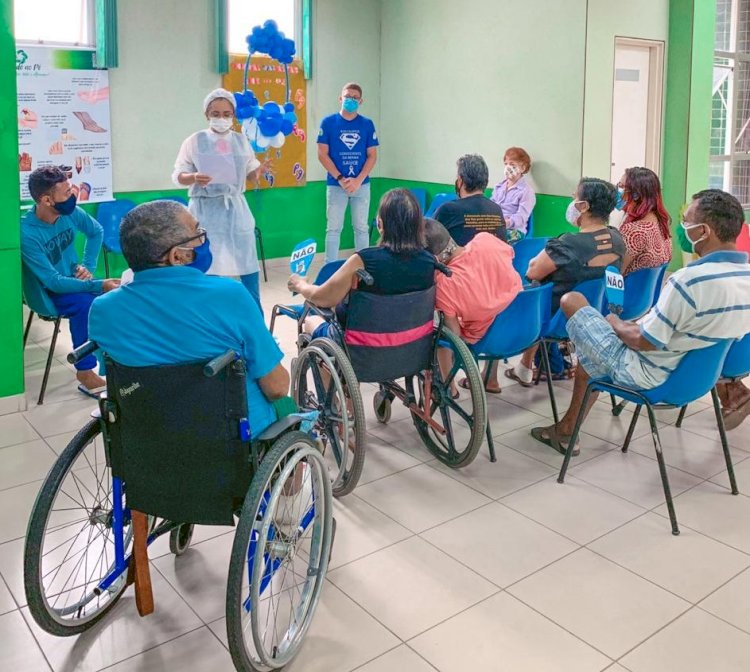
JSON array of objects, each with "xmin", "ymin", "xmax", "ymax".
[
  {"xmin": 538, "ymin": 340, "xmax": 559, "ymax": 425},
  {"xmin": 711, "ymin": 387, "xmax": 739, "ymax": 495},
  {"xmin": 622, "ymin": 404, "xmax": 642, "ymax": 453},
  {"xmin": 38, "ymin": 317, "xmax": 61, "ymax": 405},
  {"xmin": 256, "ymin": 228, "xmax": 268, "ymax": 282},
  {"xmin": 645, "ymin": 404, "xmax": 679, "ymax": 535},
  {"xmin": 103, "ymin": 248, "xmax": 110, "ymax": 277},
  {"xmin": 675, "ymin": 405, "xmax": 688, "ymax": 428},
  {"xmin": 558, "ymin": 385, "xmax": 592, "ymax": 483},
  {"xmin": 23, "ymin": 311, "xmax": 34, "ymax": 347}
]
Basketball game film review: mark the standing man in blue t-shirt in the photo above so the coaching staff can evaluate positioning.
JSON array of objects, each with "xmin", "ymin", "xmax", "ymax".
[{"xmin": 317, "ymin": 82, "xmax": 379, "ymax": 263}]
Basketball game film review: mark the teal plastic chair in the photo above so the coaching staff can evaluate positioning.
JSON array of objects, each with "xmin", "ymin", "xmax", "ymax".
[
  {"xmin": 97, "ymin": 199, "xmax": 136, "ymax": 276},
  {"xmin": 557, "ymin": 339, "xmax": 736, "ymax": 535},
  {"xmin": 511, "ymin": 236, "xmax": 550, "ymax": 280}
]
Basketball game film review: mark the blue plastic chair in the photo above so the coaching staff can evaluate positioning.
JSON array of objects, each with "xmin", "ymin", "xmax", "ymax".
[
  {"xmin": 21, "ymin": 262, "xmax": 63, "ymax": 405},
  {"xmin": 557, "ymin": 339, "xmax": 736, "ymax": 535},
  {"xmin": 526, "ymin": 210, "xmax": 535, "ymax": 238},
  {"xmin": 269, "ymin": 260, "xmax": 346, "ymax": 334},
  {"xmin": 469, "ymin": 284, "xmax": 556, "ymax": 459},
  {"xmin": 511, "ymin": 236, "xmax": 550, "ymax": 280},
  {"xmin": 425, "ymin": 192, "xmax": 457, "ymax": 218},
  {"xmin": 543, "ymin": 278, "xmax": 606, "ymax": 341},
  {"xmin": 409, "ymin": 188, "xmax": 427, "ymax": 214},
  {"xmin": 97, "ymin": 199, "xmax": 136, "ymax": 276}
]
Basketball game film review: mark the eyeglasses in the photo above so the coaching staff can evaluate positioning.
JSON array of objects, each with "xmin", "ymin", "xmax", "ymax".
[{"xmin": 158, "ymin": 226, "xmax": 206, "ymax": 258}]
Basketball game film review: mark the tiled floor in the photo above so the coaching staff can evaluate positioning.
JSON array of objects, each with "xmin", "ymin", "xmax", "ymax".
[{"xmin": 3, "ymin": 258, "xmax": 750, "ymax": 671}]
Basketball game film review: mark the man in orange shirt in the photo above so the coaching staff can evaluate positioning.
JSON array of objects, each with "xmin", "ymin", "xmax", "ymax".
[{"xmin": 424, "ymin": 218, "xmax": 522, "ymax": 396}]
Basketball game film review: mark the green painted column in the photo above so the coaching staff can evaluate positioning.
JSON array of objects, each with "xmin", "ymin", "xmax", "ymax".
[
  {"xmin": 0, "ymin": 0, "xmax": 23, "ymax": 399},
  {"xmin": 662, "ymin": 0, "xmax": 716, "ymax": 267}
]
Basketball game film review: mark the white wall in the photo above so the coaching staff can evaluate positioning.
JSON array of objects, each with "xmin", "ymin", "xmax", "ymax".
[
  {"xmin": 582, "ymin": 0, "xmax": 670, "ymax": 178},
  {"xmin": 109, "ymin": 0, "xmax": 381, "ymax": 192},
  {"xmin": 379, "ymin": 0, "xmax": 588, "ymax": 196}
]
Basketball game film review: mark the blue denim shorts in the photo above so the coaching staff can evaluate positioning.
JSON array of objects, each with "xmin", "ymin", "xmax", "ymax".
[{"xmin": 566, "ymin": 306, "xmax": 637, "ymax": 387}]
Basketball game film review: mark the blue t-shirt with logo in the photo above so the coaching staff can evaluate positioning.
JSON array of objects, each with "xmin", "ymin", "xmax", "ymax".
[{"xmin": 317, "ymin": 113, "xmax": 379, "ymax": 186}]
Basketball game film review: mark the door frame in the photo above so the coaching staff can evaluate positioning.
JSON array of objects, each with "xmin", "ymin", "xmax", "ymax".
[{"xmin": 610, "ymin": 37, "xmax": 666, "ymax": 178}]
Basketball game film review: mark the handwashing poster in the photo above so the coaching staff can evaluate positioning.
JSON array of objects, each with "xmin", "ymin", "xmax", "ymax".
[{"xmin": 16, "ymin": 47, "xmax": 114, "ymax": 203}]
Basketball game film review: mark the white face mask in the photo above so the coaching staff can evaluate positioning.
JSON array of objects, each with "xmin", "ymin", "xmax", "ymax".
[
  {"xmin": 681, "ymin": 221, "xmax": 708, "ymax": 254},
  {"xmin": 209, "ymin": 117, "xmax": 233, "ymax": 133},
  {"xmin": 505, "ymin": 164, "xmax": 520, "ymax": 179},
  {"xmin": 565, "ymin": 200, "xmax": 585, "ymax": 226}
]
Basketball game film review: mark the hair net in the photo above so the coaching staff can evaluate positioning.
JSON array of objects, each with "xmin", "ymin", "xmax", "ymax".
[{"xmin": 203, "ymin": 88, "xmax": 236, "ymax": 113}]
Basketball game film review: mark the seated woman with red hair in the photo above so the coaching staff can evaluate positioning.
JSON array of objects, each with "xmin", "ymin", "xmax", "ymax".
[
  {"xmin": 490, "ymin": 146, "xmax": 536, "ymax": 243},
  {"xmin": 616, "ymin": 167, "xmax": 672, "ymax": 275}
]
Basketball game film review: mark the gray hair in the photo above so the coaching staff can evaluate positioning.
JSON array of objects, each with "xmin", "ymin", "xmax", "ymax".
[
  {"xmin": 457, "ymin": 154, "xmax": 489, "ymax": 193},
  {"xmin": 120, "ymin": 200, "xmax": 190, "ymax": 271}
]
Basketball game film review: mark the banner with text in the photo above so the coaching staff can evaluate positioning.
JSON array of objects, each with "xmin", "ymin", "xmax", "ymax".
[{"xmin": 16, "ymin": 47, "xmax": 113, "ymax": 203}]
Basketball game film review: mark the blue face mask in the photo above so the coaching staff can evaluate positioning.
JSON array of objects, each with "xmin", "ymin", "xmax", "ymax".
[
  {"xmin": 342, "ymin": 97, "xmax": 360, "ymax": 113},
  {"xmin": 52, "ymin": 194, "xmax": 77, "ymax": 216},
  {"xmin": 186, "ymin": 238, "xmax": 213, "ymax": 273},
  {"xmin": 615, "ymin": 188, "xmax": 626, "ymax": 211}
]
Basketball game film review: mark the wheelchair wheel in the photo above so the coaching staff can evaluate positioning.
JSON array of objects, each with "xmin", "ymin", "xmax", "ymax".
[
  {"xmin": 169, "ymin": 523, "xmax": 194, "ymax": 556},
  {"xmin": 226, "ymin": 431, "xmax": 333, "ymax": 672},
  {"xmin": 410, "ymin": 328, "xmax": 487, "ymax": 468},
  {"xmin": 292, "ymin": 338, "xmax": 366, "ymax": 497},
  {"xmin": 25, "ymin": 418, "xmax": 131, "ymax": 636},
  {"xmin": 373, "ymin": 389, "xmax": 392, "ymax": 424}
]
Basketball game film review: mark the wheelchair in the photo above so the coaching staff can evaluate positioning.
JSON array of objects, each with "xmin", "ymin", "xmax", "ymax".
[
  {"xmin": 23, "ymin": 343, "xmax": 334, "ymax": 672},
  {"xmin": 289, "ymin": 269, "xmax": 488, "ymax": 497}
]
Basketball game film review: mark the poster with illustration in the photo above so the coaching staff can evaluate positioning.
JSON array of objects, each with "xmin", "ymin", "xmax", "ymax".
[
  {"xmin": 222, "ymin": 55, "xmax": 307, "ymax": 189},
  {"xmin": 16, "ymin": 46, "xmax": 113, "ymax": 203}
]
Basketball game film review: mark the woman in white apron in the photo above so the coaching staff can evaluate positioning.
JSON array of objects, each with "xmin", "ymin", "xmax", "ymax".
[{"xmin": 172, "ymin": 88, "xmax": 264, "ymax": 310}]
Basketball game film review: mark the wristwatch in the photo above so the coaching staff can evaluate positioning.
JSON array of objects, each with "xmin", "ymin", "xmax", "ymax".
[{"xmin": 335, "ymin": 173, "xmax": 344, "ymax": 182}]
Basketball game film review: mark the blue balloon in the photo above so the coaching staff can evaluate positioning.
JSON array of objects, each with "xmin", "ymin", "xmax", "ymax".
[
  {"xmin": 280, "ymin": 120, "xmax": 294, "ymax": 135},
  {"xmin": 284, "ymin": 102, "xmax": 295, "ymax": 113}
]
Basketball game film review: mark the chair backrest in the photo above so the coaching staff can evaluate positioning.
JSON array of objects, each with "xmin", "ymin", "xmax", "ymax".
[
  {"xmin": 653, "ymin": 264, "xmax": 668, "ymax": 304},
  {"xmin": 104, "ymin": 355, "xmax": 251, "ymax": 525},
  {"xmin": 722, "ymin": 333, "xmax": 750, "ymax": 379},
  {"xmin": 313, "ymin": 259, "xmax": 345, "ymax": 286},
  {"xmin": 526, "ymin": 210, "xmax": 535, "ymax": 238},
  {"xmin": 544, "ymin": 277, "xmax": 606, "ymax": 339},
  {"xmin": 21, "ymin": 261, "xmax": 58, "ymax": 318},
  {"xmin": 425, "ymin": 192, "xmax": 457, "ymax": 217},
  {"xmin": 96, "ymin": 199, "xmax": 136, "ymax": 253},
  {"xmin": 512, "ymin": 236, "xmax": 550, "ymax": 279},
  {"xmin": 618, "ymin": 264, "xmax": 668, "ymax": 321},
  {"xmin": 471, "ymin": 284, "xmax": 552, "ymax": 359},
  {"xmin": 344, "ymin": 286, "xmax": 436, "ymax": 383},
  {"xmin": 643, "ymin": 340, "xmax": 734, "ymax": 407},
  {"xmin": 409, "ymin": 188, "xmax": 428, "ymax": 214}
]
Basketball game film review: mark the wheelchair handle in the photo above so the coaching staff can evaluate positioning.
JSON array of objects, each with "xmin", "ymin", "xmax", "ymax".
[
  {"xmin": 434, "ymin": 261, "xmax": 453, "ymax": 277},
  {"xmin": 355, "ymin": 269, "xmax": 374, "ymax": 286},
  {"xmin": 67, "ymin": 341, "xmax": 99, "ymax": 364},
  {"xmin": 204, "ymin": 350, "xmax": 237, "ymax": 377}
]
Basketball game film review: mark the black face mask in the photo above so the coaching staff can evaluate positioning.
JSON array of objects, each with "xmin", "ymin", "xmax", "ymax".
[{"xmin": 52, "ymin": 194, "xmax": 77, "ymax": 216}]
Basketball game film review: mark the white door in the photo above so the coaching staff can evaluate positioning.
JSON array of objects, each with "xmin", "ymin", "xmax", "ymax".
[{"xmin": 611, "ymin": 43, "xmax": 652, "ymax": 183}]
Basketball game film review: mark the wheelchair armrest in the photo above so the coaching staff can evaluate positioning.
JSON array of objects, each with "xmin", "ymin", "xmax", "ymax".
[
  {"xmin": 255, "ymin": 414, "xmax": 302, "ymax": 442},
  {"xmin": 68, "ymin": 340, "xmax": 99, "ymax": 364},
  {"xmin": 302, "ymin": 301, "xmax": 335, "ymax": 322}
]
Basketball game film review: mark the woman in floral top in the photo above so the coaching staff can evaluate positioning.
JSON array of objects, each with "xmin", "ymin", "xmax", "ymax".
[{"xmin": 616, "ymin": 167, "xmax": 672, "ymax": 275}]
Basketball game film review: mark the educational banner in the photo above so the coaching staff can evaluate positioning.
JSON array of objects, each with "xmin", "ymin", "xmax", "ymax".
[
  {"xmin": 223, "ymin": 55, "xmax": 307, "ymax": 189},
  {"xmin": 16, "ymin": 46, "xmax": 113, "ymax": 203}
]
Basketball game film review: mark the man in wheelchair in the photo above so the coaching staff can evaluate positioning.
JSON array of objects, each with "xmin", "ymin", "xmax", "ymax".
[{"xmin": 88, "ymin": 199, "xmax": 289, "ymax": 437}]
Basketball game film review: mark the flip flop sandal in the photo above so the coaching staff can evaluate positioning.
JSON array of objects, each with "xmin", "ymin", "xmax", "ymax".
[
  {"xmin": 458, "ymin": 377, "xmax": 501, "ymax": 394},
  {"xmin": 530, "ymin": 425, "xmax": 580, "ymax": 456},
  {"xmin": 504, "ymin": 368, "xmax": 534, "ymax": 388},
  {"xmin": 77, "ymin": 384, "xmax": 106, "ymax": 400}
]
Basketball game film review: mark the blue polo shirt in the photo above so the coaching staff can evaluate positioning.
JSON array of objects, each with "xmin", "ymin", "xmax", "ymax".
[
  {"xmin": 88, "ymin": 266, "xmax": 282, "ymax": 437},
  {"xmin": 317, "ymin": 112, "xmax": 379, "ymax": 185}
]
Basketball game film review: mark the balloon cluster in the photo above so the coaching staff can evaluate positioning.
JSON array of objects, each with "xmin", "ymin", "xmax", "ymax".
[
  {"xmin": 234, "ymin": 89, "xmax": 298, "ymax": 151},
  {"xmin": 233, "ymin": 20, "xmax": 298, "ymax": 153},
  {"xmin": 247, "ymin": 20, "xmax": 296, "ymax": 64}
]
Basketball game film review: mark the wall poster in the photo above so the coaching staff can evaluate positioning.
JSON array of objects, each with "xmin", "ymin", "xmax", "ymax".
[{"xmin": 16, "ymin": 46, "xmax": 113, "ymax": 203}]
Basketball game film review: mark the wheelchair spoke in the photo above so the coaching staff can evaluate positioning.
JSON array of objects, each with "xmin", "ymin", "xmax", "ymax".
[{"xmin": 446, "ymin": 398, "xmax": 473, "ymax": 425}]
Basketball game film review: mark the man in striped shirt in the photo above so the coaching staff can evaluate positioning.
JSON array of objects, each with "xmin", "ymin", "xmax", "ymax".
[{"xmin": 531, "ymin": 189, "xmax": 750, "ymax": 455}]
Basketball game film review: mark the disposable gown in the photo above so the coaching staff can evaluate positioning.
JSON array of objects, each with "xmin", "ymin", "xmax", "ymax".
[{"xmin": 172, "ymin": 129, "xmax": 261, "ymax": 276}]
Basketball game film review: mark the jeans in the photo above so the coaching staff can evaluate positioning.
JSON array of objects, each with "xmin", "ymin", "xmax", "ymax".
[
  {"xmin": 325, "ymin": 183, "xmax": 371, "ymax": 263},
  {"xmin": 240, "ymin": 272, "xmax": 263, "ymax": 317},
  {"xmin": 49, "ymin": 292, "xmax": 98, "ymax": 371}
]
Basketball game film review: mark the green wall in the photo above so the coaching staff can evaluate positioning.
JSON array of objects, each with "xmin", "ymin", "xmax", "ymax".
[{"xmin": 0, "ymin": 0, "xmax": 22, "ymax": 399}]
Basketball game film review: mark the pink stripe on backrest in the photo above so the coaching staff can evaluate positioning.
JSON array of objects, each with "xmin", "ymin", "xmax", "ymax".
[{"xmin": 344, "ymin": 321, "xmax": 433, "ymax": 348}]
